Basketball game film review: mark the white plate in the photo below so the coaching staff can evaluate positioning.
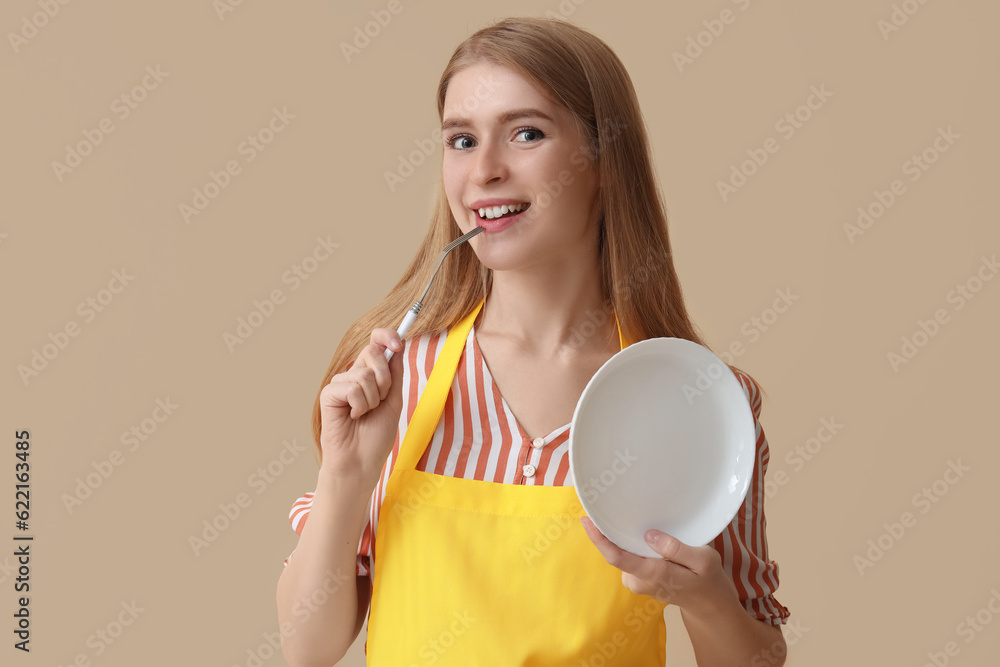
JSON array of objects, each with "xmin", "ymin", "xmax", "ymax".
[{"xmin": 569, "ymin": 337, "xmax": 756, "ymax": 557}]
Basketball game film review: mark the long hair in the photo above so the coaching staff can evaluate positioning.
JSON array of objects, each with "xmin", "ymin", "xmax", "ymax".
[{"xmin": 309, "ymin": 17, "xmax": 762, "ymax": 466}]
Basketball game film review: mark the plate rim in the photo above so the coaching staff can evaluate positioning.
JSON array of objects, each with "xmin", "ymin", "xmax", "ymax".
[{"xmin": 568, "ymin": 336, "xmax": 756, "ymax": 555}]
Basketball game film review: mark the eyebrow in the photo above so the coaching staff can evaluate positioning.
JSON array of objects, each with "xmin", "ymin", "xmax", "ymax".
[{"xmin": 441, "ymin": 107, "xmax": 555, "ymax": 131}]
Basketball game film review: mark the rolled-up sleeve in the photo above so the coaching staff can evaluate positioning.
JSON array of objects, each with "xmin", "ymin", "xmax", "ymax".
[{"xmin": 710, "ymin": 370, "xmax": 790, "ymax": 625}]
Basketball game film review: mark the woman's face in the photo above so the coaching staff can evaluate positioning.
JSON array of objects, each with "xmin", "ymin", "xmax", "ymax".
[{"xmin": 441, "ymin": 62, "xmax": 601, "ymax": 272}]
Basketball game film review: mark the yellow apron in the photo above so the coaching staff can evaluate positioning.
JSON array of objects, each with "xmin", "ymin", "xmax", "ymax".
[{"xmin": 367, "ymin": 298, "xmax": 667, "ymax": 666}]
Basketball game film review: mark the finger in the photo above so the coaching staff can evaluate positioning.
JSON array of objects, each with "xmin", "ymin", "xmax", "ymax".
[
  {"xmin": 643, "ymin": 530, "xmax": 704, "ymax": 570},
  {"xmin": 582, "ymin": 518, "xmax": 689, "ymax": 587},
  {"xmin": 580, "ymin": 516, "xmax": 648, "ymax": 576},
  {"xmin": 622, "ymin": 562, "xmax": 691, "ymax": 600},
  {"xmin": 358, "ymin": 343, "xmax": 392, "ymax": 400},
  {"xmin": 328, "ymin": 372, "xmax": 371, "ymax": 420},
  {"xmin": 370, "ymin": 330, "xmax": 403, "ymax": 393},
  {"xmin": 348, "ymin": 364, "xmax": 380, "ymax": 416},
  {"xmin": 385, "ymin": 336, "xmax": 405, "ymax": 384},
  {"xmin": 371, "ymin": 328, "xmax": 403, "ymax": 355},
  {"xmin": 344, "ymin": 382, "xmax": 370, "ymax": 419},
  {"xmin": 321, "ymin": 375, "xmax": 360, "ymax": 415}
]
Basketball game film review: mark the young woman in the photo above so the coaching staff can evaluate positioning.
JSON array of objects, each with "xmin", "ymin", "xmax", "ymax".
[{"xmin": 277, "ymin": 17, "xmax": 789, "ymax": 666}]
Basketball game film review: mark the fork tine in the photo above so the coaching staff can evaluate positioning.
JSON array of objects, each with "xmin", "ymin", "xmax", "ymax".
[
  {"xmin": 419, "ymin": 226, "xmax": 485, "ymax": 304},
  {"xmin": 442, "ymin": 225, "xmax": 485, "ymax": 254},
  {"xmin": 386, "ymin": 226, "xmax": 486, "ymax": 361}
]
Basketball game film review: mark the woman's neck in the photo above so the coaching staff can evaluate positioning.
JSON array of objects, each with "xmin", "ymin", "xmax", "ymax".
[{"xmin": 477, "ymin": 263, "xmax": 616, "ymax": 358}]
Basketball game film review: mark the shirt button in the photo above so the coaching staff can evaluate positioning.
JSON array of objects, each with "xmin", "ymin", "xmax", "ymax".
[
  {"xmin": 523, "ymin": 464, "xmax": 536, "ymax": 478},
  {"xmin": 531, "ymin": 437, "xmax": 545, "ymax": 449}
]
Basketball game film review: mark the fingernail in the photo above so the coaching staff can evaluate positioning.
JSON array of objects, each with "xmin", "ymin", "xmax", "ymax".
[{"xmin": 645, "ymin": 530, "xmax": 659, "ymax": 544}]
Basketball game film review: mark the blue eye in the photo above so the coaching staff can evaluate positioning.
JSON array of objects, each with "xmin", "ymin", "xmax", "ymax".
[
  {"xmin": 444, "ymin": 126, "xmax": 545, "ymax": 151},
  {"xmin": 514, "ymin": 127, "xmax": 544, "ymax": 142},
  {"xmin": 446, "ymin": 134, "xmax": 475, "ymax": 150}
]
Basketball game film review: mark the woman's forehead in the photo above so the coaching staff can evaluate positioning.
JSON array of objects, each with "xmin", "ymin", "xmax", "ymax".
[{"xmin": 442, "ymin": 63, "xmax": 566, "ymax": 125}]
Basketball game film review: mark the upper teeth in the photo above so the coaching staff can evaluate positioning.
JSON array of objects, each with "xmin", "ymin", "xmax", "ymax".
[{"xmin": 478, "ymin": 203, "xmax": 527, "ymax": 220}]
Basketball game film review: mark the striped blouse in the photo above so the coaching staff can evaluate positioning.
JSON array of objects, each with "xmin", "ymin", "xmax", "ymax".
[{"xmin": 285, "ymin": 323, "xmax": 790, "ymax": 626}]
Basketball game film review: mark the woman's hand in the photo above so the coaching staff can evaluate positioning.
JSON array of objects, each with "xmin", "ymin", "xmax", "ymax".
[
  {"xmin": 580, "ymin": 516, "xmax": 740, "ymax": 618},
  {"xmin": 581, "ymin": 517, "xmax": 788, "ymax": 665},
  {"xmin": 318, "ymin": 328, "xmax": 406, "ymax": 486}
]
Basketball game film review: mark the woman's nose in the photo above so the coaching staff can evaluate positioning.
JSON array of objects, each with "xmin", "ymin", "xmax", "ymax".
[{"xmin": 469, "ymin": 140, "xmax": 507, "ymax": 185}]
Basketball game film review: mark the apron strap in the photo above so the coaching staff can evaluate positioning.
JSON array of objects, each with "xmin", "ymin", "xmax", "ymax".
[
  {"xmin": 392, "ymin": 298, "xmax": 630, "ymax": 475},
  {"xmin": 392, "ymin": 298, "xmax": 484, "ymax": 474}
]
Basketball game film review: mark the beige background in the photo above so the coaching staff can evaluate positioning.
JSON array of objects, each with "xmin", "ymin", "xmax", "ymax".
[{"xmin": 2, "ymin": 0, "xmax": 998, "ymax": 665}]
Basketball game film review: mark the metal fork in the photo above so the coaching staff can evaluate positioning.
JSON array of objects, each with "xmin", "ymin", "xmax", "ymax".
[{"xmin": 384, "ymin": 225, "xmax": 485, "ymax": 360}]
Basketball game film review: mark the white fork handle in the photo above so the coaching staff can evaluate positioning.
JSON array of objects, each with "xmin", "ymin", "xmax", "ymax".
[{"xmin": 384, "ymin": 308, "xmax": 418, "ymax": 361}]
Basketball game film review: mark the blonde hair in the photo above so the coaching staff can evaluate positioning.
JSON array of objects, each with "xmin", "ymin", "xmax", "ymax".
[{"xmin": 310, "ymin": 17, "xmax": 761, "ymax": 466}]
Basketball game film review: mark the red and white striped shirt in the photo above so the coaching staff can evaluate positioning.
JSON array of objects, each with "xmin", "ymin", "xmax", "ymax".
[{"xmin": 285, "ymin": 323, "xmax": 790, "ymax": 625}]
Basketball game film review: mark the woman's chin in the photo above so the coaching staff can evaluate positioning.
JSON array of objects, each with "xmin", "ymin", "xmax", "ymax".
[{"xmin": 474, "ymin": 251, "xmax": 544, "ymax": 275}]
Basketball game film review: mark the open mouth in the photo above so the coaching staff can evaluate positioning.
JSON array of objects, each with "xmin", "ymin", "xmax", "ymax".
[{"xmin": 475, "ymin": 202, "xmax": 530, "ymax": 221}]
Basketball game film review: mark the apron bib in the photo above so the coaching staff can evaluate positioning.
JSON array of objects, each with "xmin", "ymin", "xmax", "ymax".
[{"xmin": 367, "ymin": 298, "xmax": 667, "ymax": 665}]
